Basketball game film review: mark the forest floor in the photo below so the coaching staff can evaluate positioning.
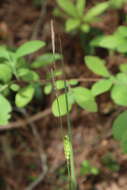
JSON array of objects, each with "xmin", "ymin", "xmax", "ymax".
[{"xmin": 0, "ymin": 0, "xmax": 127, "ymax": 190}]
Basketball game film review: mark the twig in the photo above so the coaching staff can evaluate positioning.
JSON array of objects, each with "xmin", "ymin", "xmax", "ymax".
[
  {"xmin": 0, "ymin": 108, "xmax": 51, "ymax": 131},
  {"xmin": 31, "ymin": 0, "xmax": 47, "ymax": 40},
  {"xmin": 25, "ymin": 172, "xmax": 47, "ymax": 190}
]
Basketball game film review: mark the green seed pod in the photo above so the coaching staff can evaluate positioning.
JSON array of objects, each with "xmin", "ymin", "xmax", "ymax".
[{"xmin": 64, "ymin": 135, "xmax": 71, "ymax": 160}]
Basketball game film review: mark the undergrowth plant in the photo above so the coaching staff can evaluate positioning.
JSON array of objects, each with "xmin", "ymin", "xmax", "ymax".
[
  {"xmin": 51, "ymin": 54, "xmax": 127, "ymax": 154},
  {"xmin": 54, "ymin": 0, "xmax": 126, "ymax": 34},
  {"xmin": 0, "ymin": 40, "xmax": 61, "ymax": 125},
  {"xmin": 54, "ymin": 0, "xmax": 109, "ymax": 33},
  {"xmin": 91, "ymin": 25, "xmax": 127, "ymax": 54}
]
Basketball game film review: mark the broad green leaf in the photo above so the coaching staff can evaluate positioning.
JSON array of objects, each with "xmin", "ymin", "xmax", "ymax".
[
  {"xmin": 115, "ymin": 26, "xmax": 127, "ymax": 37},
  {"xmin": 92, "ymin": 79, "xmax": 113, "ymax": 96},
  {"xmin": 17, "ymin": 68, "xmax": 40, "ymax": 82},
  {"xmin": 0, "ymin": 64, "xmax": 12, "ymax": 83},
  {"xmin": 52, "ymin": 93, "xmax": 74, "ymax": 117},
  {"xmin": 65, "ymin": 19, "xmax": 80, "ymax": 32},
  {"xmin": 31, "ymin": 53, "xmax": 62, "ymax": 68},
  {"xmin": 115, "ymin": 73, "xmax": 127, "ymax": 85},
  {"xmin": 111, "ymin": 73, "xmax": 127, "ymax": 106},
  {"xmin": 112, "ymin": 111, "xmax": 127, "ymax": 140},
  {"xmin": 16, "ymin": 40, "xmax": 45, "ymax": 58},
  {"xmin": 111, "ymin": 84, "xmax": 127, "ymax": 106},
  {"xmin": 90, "ymin": 35, "xmax": 124, "ymax": 50},
  {"xmin": 119, "ymin": 63, "xmax": 127, "ymax": 73},
  {"xmin": 44, "ymin": 83, "xmax": 52, "ymax": 95},
  {"xmin": 84, "ymin": 2, "xmax": 109, "ymax": 22},
  {"xmin": 90, "ymin": 35, "xmax": 105, "ymax": 47},
  {"xmin": 57, "ymin": 0, "xmax": 78, "ymax": 17},
  {"xmin": 15, "ymin": 85, "xmax": 35, "ymax": 107},
  {"xmin": 76, "ymin": 0, "xmax": 85, "ymax": 16},
  {"xmin": 116, "ymin": 40, "xmax": 127, "ymax": 53},
  {"xmin": 0, "ymin": 95, "xmax": 12, "ymax": 125},
  {"xmin": 73, "ymin": 87, "xmax": 97, "ymax": 112},
  {"xmin": 85, "ymin": 56, "xmax": 110, "ymax": 77}
]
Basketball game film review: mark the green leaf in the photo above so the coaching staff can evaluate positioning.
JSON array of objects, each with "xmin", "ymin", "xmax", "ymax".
[
  {"xmin": 115, "ymin": 26, "xmax": 127, "ymax": 37},
  {"xmin": 15, "ymin": 85, "xmax": 35, "ymax": 107},
  {"xmin": 111, "ymin": 73, "xmax": 127, "ymax": 105},
  {"xmin": 115, "ymin": 73, "xmax": 127, "ymax": 85},
  {"xmin": 68, "ymin": 79, "xmax": 78, "ymax": 86},
  {"xmin": 80, "ymin": 24, "xmax": 90, "ymax": 33},
  {"xmin": 116, "ymin": 40, "xmax": 127, "ymax": 53},
  {"xmin": 85, "ymin": 56, "xmax": 110, "ymax": 77},
  {"xmin": 0, "ymin": 64, "xmax": 12, "ymax": 83},
  {"xmin": 52, "ymin": 93, "xmax": 74, "ymax": 117},
  {"xmin": 76, "ymin": 0, "xmax": 85, "ymax": 16},
  {"xmin": 111, "ymin": 84, "xmax": 127, "ymax": 106},
  {"xmin": 84, "ymin": 2, "xmax": 109, "ymax": 22},
  {"xmin": 56, "ymin": 80, "xmax": 65, "ymax": 90},
  {"xmin": 16, "ymin": 40, "xmax": 45, "ymax": 58},
  {"xmin": 0, "ymin": 95, "xmax": 12, "ymax": 125},
  {"xmin": 73, "ymin": 87, "xmax": 98, "ymax": 112},
  {"xmin": 112, "ymin": 111, "xmax": 127, "ymax": 140},
  {"xmin": 110, "ymin": 0, "xmax": 126, "ymax": 9},
  {"xmin": 119, "ymin": 64, "xmax": 127, "ymax": 73},
  {"xmin": 31, "ymin": 53, "xmax": 62, "ymax": 68},
  {"xmin": 17, "ymin": 68, "xmax": 40, "ymax": 82},
  {"xmin": 92, "ymin": 79, "xmax": 113, "ymax": 96},
  {"xmin": 10, "ymin": 84, "xmax": 20, "ymax": 92},
  {"xmin": 0, "ymin": 46, "xmax": 10, "ymax": 60},
  {"xmin": 57, "ymin": 0, "xmax": 78, "ymax": 17},
  {"xmin": 44, "ymin": 83, "xmax": 52, "ymax": 95},
  {"xmin": 90, "ymin": 35, "xmax": 125, "ymax": 50},
  {"xmin": 80, "ymin": 160, "xmax": 91, "ymax": 175},
  {"xmin": 65, "ymin": 19, "xmax": 80, "ymax": 32},
  {"xmin": 120, "ymin": 134, "xmax": 127, "ymax": 153}
]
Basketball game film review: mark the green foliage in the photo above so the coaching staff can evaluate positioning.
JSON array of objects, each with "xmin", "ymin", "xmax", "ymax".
[
  {"xmin": 85, "ymin": 56, "xmax": 110, "ymax": 77},
  {"xmin": 16, "ymin": 40, "xmax": 45, "ymax": 58},
  {"xmin": 109, "ymin": 0, "xmax": 126, "ymax": 8},
  {"xmin": 15, "ymin": 85, "xmax": 35, "ymax": 108},
  {"xmin": 72, "ymin": 87, "xmax": 97, "ymax": 112},
  {"xmin": 31, "ymin": 53, "xmax": 62, "ymax": 68},
  {"xmin": 54, "ymin": 0, "xmax": 109, "ymax": 33},
  {"xmin": 80, "ymin": 160, "xmax": 99, "ymax": 176},
  {"xmin": 112, "ymin": 111, "xmax": 127, "ymax": 153},
  {"xmin": 111, "ymin": 73, "xmax": 127, "ymax": 106},
  {"xmin": 52, "ymin": 93, "xmax": 73, "ymax": 117},
  {"xmin": 52, "ymin": 86, "xmax": 97, "ymax": 117},
  {"xmin": 91, "ymin": 79, "xmax": 113, "ymax": 96},
  {"xmin": 0, "ymin": 41, "xmax": 61, "ymax": 125},
  {"xmin": 0, "ymin": 95, "xmax": 12, "ymax": 125},
  {"xmin": 91, "ymin": 26, "xmax": 127, "ymax": 53}
]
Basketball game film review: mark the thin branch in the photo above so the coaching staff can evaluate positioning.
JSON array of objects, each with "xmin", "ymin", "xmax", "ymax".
[{"xmin": 0, "ymin": 108, "xmax": 51, "ymax": 131}]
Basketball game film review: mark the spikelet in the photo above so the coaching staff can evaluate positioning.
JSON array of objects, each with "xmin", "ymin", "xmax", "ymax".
[{"xmin": 64, "ymin": 135, "xmax": 71, "ymax": 160}]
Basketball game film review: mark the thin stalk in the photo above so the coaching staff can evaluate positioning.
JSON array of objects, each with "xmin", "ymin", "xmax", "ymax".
[
  {"xmin": 50, "ymin": 20, "xmax": 77, "ymax": 190},
  {"xmin": 59, "ymin": 35, "xmax": 77, "ymax": 189}
]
